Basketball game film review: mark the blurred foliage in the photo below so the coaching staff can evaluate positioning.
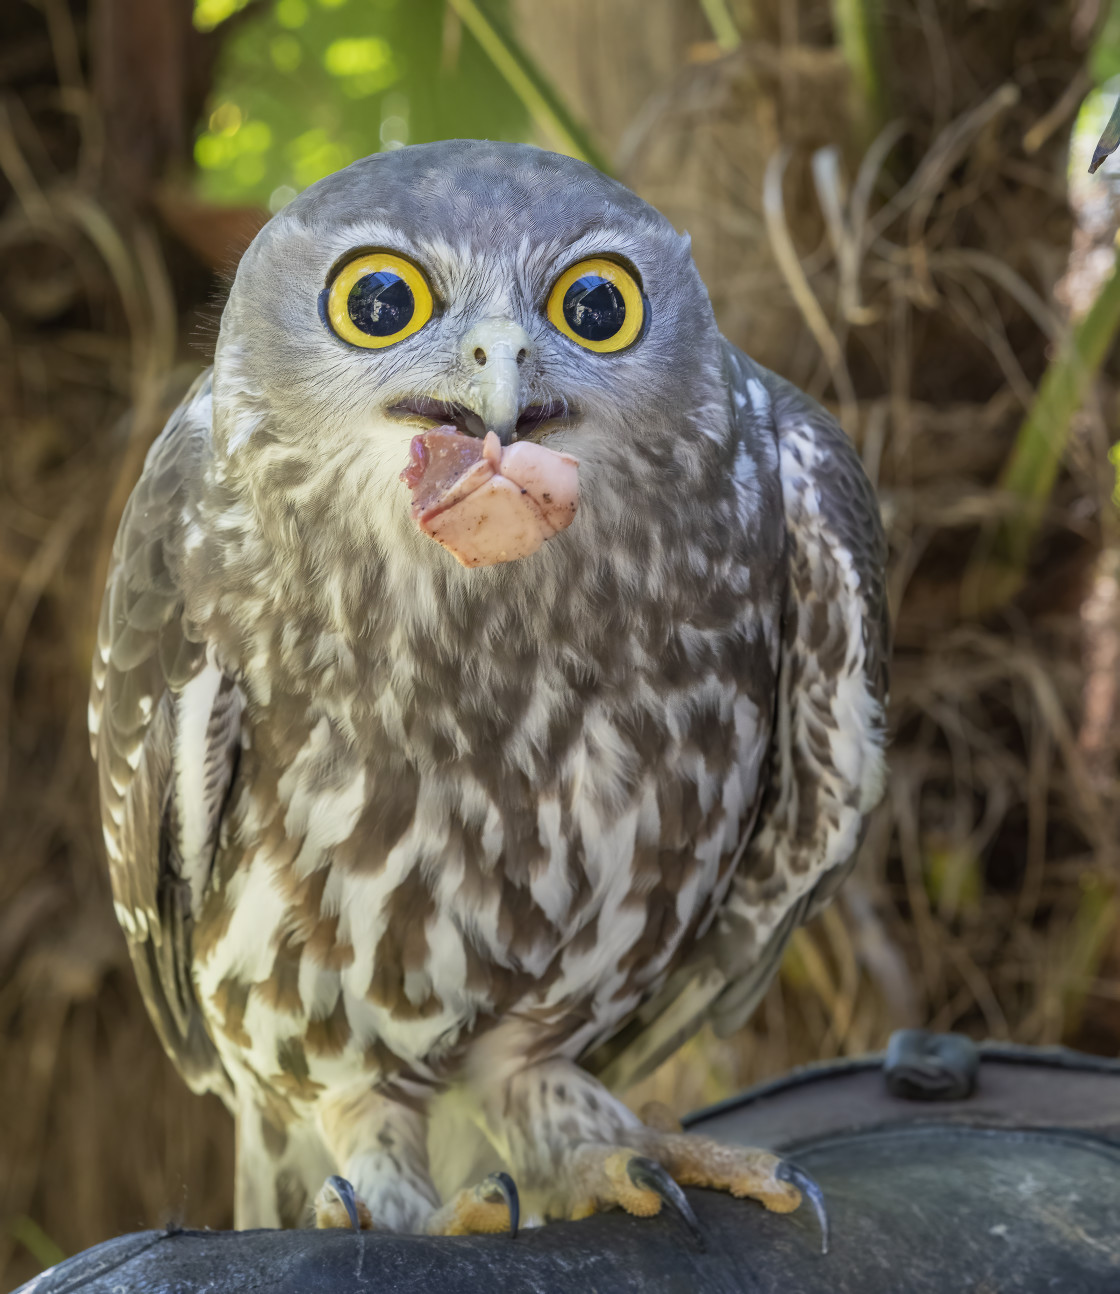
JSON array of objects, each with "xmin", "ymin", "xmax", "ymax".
[
  {"xmin": 1063, "ymin": 877, "xmax": 1119, "ymax": 1035},
  {"xmin": 830, "ymin": 0, "xmax": 886, "ymax": 138},
  {"xmin": 442, "ymin": 0, "xmax": 611, "ymax": 172},
  {"xmin": 1094, "ymin": 0, "xmax": 1120, "ymax": 84},
  {"xmin": 925, "ymin": 842, "xmax": 983, "ymax": 923},
  {"xmin": 1076, "ymin": 5, "xmax": 1120, "ymax": 505},
  {"xmin": 962, "ymin": 7, "xmax": 1120, "ymax": 612},
  {"xmin": 191, "ymin": 0, "xmax": 529, "ymax": 210},
  {"xmin": 3, "ymin": 1220, "xmax": 63, "ymax": 1273},
  {"xmin": 1082, "ymin": 0, "xmax": 1120, "ymax": 174},
  {"xmin": 696, "ymin": 0, "xmax": 741, "ymax": 52}
]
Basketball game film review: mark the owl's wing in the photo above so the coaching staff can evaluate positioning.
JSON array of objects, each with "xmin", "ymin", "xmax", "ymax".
[
  {"xmin": 90, "ymin": 373, "xmax": 238, "ymax": 1104},
  {"xmin": 587, "ymin": 348, "xmax": 890, "ymax": 1091}
]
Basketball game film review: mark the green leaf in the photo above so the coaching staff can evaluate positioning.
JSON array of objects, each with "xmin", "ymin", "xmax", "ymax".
[
  {"xmin": 831, "ymin": 0, "xmax": 887, "ymax": 138},
  {"xmin": 697, "ymin": 0, "xmax": 741, "ymax": 52},
  {"xmin": 7, "ymin": 1216, "xmax": 65, "ymax": 1271},
  {"xmin": 1090, "ymin": 95, "xmax": 1120, "ymax": 173},
  {"xmin": 963, "ymin": 249, "xmax": 1120, "ymax": 614}
]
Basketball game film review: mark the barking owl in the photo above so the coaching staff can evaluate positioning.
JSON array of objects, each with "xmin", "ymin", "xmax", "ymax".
[{"xmin": 90, "ymin": 141, "xmax": 888, "ymax": 1245}]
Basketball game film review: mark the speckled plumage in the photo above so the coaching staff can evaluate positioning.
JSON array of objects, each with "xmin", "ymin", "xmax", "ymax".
[{"xmin": 90, "ymin": 141, "xmax": 888, "ymax": 1231}]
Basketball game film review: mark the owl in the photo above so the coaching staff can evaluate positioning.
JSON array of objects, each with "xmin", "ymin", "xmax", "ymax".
[{"xmin": 90, "ymin": 141, "xmax": 888, "ymax": 1246}]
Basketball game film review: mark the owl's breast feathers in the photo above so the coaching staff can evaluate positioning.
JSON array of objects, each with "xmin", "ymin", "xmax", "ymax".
[
  {"xmin": 92, "ymin": 344, "xmax": 885, "ymax": 1109},
  {"xmin": 189, "ymin": 390, "xmax": 779, "ymax": 1094}
]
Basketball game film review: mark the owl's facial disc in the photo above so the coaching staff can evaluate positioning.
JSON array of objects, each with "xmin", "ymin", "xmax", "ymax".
[
  {"xmin": 319, "ymin": 246, "xmax": 647, "ymax": 448},
  {"xmin": 321, "ymin": 255, "xmax": 573, "ymax": 446}
]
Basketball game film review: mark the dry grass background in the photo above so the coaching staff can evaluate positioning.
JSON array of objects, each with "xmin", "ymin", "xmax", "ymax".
[{"xmin": 2, "ymin": 0, "xmax": 1120, "ymax": 1287}]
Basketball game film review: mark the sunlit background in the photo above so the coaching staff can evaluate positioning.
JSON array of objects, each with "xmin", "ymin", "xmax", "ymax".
[
  {"xmin": 191, "ymin": 0, "xmax": 529, "ymax": 208},
  {"xmin": 3, "ymin": 0, "xmax": 1120, "ymax": 1286}
]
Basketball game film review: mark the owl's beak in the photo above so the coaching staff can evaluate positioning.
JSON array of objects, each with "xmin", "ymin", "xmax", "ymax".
[
  {"xmin": 459, "ymin": 318, "xmax": 533, "ymax": 445},
  {"xmin": 390, "ymin": 319, "xmax": 569, "ymax": 444}
]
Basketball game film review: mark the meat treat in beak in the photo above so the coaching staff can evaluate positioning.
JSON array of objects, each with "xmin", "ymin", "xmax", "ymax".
[{"xmin": 400, "ymin": 427, "xmax": 579, "ymax": 567}]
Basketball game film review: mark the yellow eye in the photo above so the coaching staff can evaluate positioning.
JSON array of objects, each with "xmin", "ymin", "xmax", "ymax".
[
  {"xmin": 546, "ymin": 257, "xmax": 645, "ymax": 353},
  {"xmin": 324, "ymin": 251, "xmax": 433, "ymax": 349}
]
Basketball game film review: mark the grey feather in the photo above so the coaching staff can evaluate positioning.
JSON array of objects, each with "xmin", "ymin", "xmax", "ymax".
[{"xmin": 90, "ymin": 372, "xmax": 237, "ymax": 1104}]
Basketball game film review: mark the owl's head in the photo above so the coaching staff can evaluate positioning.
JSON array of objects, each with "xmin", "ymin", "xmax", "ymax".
[{"xmin": 211, "ymin": 141, "xmax": 728, "ymax": 569}]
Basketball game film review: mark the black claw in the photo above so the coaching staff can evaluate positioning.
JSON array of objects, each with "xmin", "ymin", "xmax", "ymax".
[
  {"xmin": 626, "ymin": 1155, "xmax": 705, "ymax": 1250},
  {"xmin": 326, "ymin": 1174, "xmax": 362, "ymax": 1232},
  {"xmin": 481, "ymin": 1171, "xmax": 520, "ymax": 1239},
  {"xmin": 776, "ymin": 1160, "xmax": 830, "ymax": 1255}
]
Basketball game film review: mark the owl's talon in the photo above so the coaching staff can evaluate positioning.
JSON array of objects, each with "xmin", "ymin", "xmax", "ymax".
[
  {"xmin": 425, "ymin": 1171, "xmax": 520, "ymax": 1236},
  {"xmin": 315, "ymin": 1175, "xmax": 372, "ymax": 1231},
  {"xmin": 776, "ymin": 1159, "xmax": 829, "ymax": 1254},
  {"xmin": 482, "ymin": 1171, "xmax": 520, "ymax": 1239},
  {"xmin": 626, "ymin": 1155, "xmax": 704, "ymax": 1248}
]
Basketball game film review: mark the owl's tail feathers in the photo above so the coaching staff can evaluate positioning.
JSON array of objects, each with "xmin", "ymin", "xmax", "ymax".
[{"xmin": 234, "ymin": 1100, "xmax": 336, "ymax": 1229}]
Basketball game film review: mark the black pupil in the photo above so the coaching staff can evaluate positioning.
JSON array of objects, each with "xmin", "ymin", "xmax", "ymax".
[
  {"xmin": 348, "ymin": 270, "xmax": 414, "ymax": 336},
  {"xmin": 562, "ymin": 275, "xmax": 626, "ymax": 341}
]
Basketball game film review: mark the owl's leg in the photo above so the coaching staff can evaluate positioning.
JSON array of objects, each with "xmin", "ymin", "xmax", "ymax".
[
  {"xmin": 486, "ymin": 1059, "xmax": 827, "ymax": 1250},
  {"xmin": 234, "ymin": 1100, "xmax": 337, "ymax": 1228},
  {"xmin": 314, "ymin": 1084, "xmax": 439, "ymax": 1232}
]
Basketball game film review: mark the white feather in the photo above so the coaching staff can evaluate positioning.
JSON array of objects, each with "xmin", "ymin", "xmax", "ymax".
[{"xmin": 174, "ymin": 661, "xmax": 225, "ymax": 913}]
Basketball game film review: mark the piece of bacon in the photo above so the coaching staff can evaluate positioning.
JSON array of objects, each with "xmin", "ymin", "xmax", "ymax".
[{"xmin": 400, "ymin": 426, "xmax": 579, "ymax": 567}]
